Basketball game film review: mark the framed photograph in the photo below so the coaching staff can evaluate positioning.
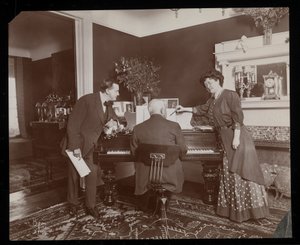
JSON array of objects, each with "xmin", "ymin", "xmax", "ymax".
[
  {"xmin": 125, "ymin": 103, "xmax": 133, "ymax": 112},
  {"xmin": 142, "ymin": 93, "xmax": 151, "ymax": 105},
  {"xmin": 122, "ymin": 101, "xmax": 134, "ymax": 113},
  {"xmin": 161, "ymin": 98, "xmax": 179, "ymax": 109}
]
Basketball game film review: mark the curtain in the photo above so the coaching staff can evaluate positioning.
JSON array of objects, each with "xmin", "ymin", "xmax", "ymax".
[
  {"xmin": 15, "ymin": 57, "xmax": 28, "ymax": 138},
  {"xmin": 9, "ymin": 57, "xmax": 20, "ymax": 138}
]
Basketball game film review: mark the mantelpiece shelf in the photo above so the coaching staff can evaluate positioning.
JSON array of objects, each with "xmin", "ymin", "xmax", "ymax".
[
  {"xmin": 254, "ymin": 139, "xmax": 290, "ymax": 150},
  {"xmin": 214, "ymin": 43, "xmax": 289, "ymax": 63},
  {"xmin": 241, "ymin": 98, "xmax": 289, "ymax": 109}
]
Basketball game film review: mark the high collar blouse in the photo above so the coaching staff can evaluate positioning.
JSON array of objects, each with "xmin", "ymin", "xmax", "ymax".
[{"xmin": 193, "ymin": 89, "xmax": 244, "ymax": 130}]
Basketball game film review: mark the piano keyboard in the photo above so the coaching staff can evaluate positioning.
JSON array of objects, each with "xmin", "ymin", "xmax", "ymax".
[
  {"xmin": 107, "ymin": 150, "xmax": 131, "ymax": 155},
  {"xmin": 106, "ymin": 148, "xmax": 218, "ymax": 155},
  {"xmin": 186, "ymin": 147, "xmax": 217, "ymax": 154}
]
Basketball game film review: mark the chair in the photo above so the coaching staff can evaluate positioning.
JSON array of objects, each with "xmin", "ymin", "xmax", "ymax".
[{"xmin": 135, "ymin": 143, "xmax": 181, "ymax": 218}]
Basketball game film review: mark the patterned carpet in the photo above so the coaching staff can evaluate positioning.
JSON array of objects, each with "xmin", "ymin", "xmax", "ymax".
[
  {"xmin": 9, "ymin": 157, "xmax": 67, "ymax": 193},
  {"xmin": 9, "ymin": 191, "xmax": 290, "ymax": 240}
]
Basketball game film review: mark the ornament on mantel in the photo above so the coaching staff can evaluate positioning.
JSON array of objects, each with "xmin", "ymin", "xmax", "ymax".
[{"xmin": 234, "ymin": 8, "xmax": 289, "ymax": 45}]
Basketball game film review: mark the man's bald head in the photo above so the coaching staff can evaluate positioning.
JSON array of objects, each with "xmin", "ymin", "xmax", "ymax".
[{"xmin": 148, "ymin": 99, "xmax": 166, "ymax": 118}]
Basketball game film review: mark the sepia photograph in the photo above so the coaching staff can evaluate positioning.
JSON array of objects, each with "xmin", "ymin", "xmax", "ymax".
[
  {"xmin": 5, "ymin": 2, "xmax": 297, "ymax": 242},
  {"xmin": 165, "ymin": 98, "xmax": 180, "ymax": 108},
  {"xmin": 125, "ymin": 103, "xmax": 134, "ymax": 113}
]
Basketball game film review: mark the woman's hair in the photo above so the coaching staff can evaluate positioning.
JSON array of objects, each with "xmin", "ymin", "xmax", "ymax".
[
  {"xmin": 99, "ymin": 79, "xmax": 115, "ymax": 92},
  {"xmin": 199, "ymin": 69, "xmax": 224, "ymax": 87}
]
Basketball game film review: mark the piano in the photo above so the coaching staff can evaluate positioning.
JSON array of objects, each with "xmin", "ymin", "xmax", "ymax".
[{"xmin": 94, "ymin": 129, "xmax": 223, "ymax": 204}]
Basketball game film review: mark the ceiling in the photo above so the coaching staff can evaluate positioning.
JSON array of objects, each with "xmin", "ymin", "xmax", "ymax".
[
  {"xmin": 61, "ymin": 8, "xmax": 240, "ymax": 37},
  {"xmin": 9, "ymin": 11, "xmax": 74, "ymax": 60},
  {"xmin": 9, "ymin": 9, "xmax": 240, "ymax": 60}
]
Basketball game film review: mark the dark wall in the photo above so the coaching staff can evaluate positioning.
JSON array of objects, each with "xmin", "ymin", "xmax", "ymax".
[
  {"xmin": 30, "ymin": 49, "xmax": 76, "ymax": 121},
  {"xmin": 92, "ymin": 15, "xmax": 289, "ymax": 106},
  {"xmin": 93, "ymin": 24, "xmax": 141, "ymax": 100},
  {"xmin": 52, "ymin": 49, "xmax": 76, "ymax": 99},
  {"xmin": 31, "ymin": 57, "xmax": 53, "ymax": 105},
  {"xmin": 141, "ymin": 15, "xmax": 289, "ymax": 106}
]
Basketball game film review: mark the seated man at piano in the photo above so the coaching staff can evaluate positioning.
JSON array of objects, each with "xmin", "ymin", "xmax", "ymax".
[{"xmin": 130, "ymin": 99, "xmax": 187, "ymax": 213}]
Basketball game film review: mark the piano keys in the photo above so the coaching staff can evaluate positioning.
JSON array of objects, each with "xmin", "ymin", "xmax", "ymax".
[
  {"xmin": 106, "ymin": 150, "xmax": 131, "ymax": 155},
  {"xmin": 96, "ymin": 130, "xmax": 222, "ymax": 159},
  {"xmin": 186, "ymin": 147, "xmax": 216, "ymax": 154},
  {"xmin": 94, "ymin": 129, "xmax": 223, "ymax": 205},
  {"xmin": 181, "ymin": 130, "xmax": 222, "ymax": 161}
]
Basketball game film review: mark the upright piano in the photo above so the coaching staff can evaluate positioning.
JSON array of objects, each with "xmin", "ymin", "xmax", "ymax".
[{"xmin": 94, "ymin": 129, "xmax": 223, "ymax": 204}]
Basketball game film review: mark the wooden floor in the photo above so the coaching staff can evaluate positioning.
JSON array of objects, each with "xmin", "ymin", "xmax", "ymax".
[
  {"xmin": 10, "ymin": 179, "xmax": 68, "ymax": 222},
  {"xmin": 9, "ymin": 176, "xmax": 204, "ymax": 222}
]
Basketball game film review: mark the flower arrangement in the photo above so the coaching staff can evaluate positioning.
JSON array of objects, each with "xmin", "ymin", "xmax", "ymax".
[
  {"xmin": 103, "ymin": 119, "xmax": 129, "ymax": 139},
  {"xmin": 235, "ymin": 8, "xmax": 289, "ymax": 30},
  {"xmin": 114, "ymin": 57, "xmax": 161, "ymax": 98},
  {"xmin": 45, "ymin": 93, "xmax": 63, "ymax": 103}
]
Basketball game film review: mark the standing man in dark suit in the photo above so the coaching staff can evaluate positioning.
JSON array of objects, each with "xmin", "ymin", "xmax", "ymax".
[
  {"xmin": 130, "ymin": 99, "xmax": 187, "ymax": 211},
  {"xmin": 64, "ymin": 79, "xmax": 119, "ymax": 219}
]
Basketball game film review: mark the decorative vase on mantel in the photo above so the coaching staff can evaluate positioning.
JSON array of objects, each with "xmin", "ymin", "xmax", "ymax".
[{"xmin": 263, "ymin": 27, "xmax": 272, "ymax": 45}]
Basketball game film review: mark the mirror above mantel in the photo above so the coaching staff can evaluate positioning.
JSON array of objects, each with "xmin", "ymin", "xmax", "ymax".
[{"xmin": 214, "ymin": 31, "xmax": 289, "ymax": 109}]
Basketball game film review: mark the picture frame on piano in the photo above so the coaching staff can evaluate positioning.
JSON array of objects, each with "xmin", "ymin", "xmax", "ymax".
[
  {"xmin": 112, "ymin": 101, "xmax": 134, "ymax": 117},
  {"xmin": 123, "ymin": 101, "xmax": 134, "ymax": 113},
  {"xmin": 142, "ymin": 93, "xmax": 151, "ymax": 105},
  {"xmin": 161, "ymin": 98, "xmax": 179, "ymax": 109}
]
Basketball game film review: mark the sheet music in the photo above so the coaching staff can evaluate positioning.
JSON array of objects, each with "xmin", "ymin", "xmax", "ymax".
[
  {"xmin": 136, "ymin": 105, "xmax": 150, "ymax": 125},
  {"xmin": 65, "ymin": 150, "xmax": 91, "ymax": 177},
  {"xmin": 175, "ymin": 108, "xmax": 193, "ymax": 129},
  {"xmin": 166, "ymin": 108, "xmax": 177, "ymax": 122}
]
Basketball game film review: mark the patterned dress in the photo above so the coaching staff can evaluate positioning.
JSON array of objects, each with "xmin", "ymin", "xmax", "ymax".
[{"xmin": 194, "ymin": 89, "xmax": 269, "ymax": 222}]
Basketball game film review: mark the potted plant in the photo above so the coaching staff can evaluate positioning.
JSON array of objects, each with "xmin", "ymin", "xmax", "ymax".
[
  {"xmin": 234, "ymin": 8, "xmax": 289, "ymax": 45},
  {"xmin": 114, "ymin": 57, "xmax": 161, "ymax": 105}
]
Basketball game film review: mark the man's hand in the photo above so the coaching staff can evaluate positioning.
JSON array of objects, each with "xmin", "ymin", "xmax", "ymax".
[{"xmin": 73, "ymin": 148, "xmax": 82, "ymax": 160}]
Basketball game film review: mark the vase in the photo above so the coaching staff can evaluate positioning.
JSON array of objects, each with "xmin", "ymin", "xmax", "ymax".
[
  {"xmin": 134, "ymin": 92, "xmax": 145, "ymax": 106},
  {"xmin": 239, "ymin": 87, "xmax": 244, "ymax": 99},
  {"xmin": 246, "ymin": 89, "xmax": 251, "ymax": 98},
  {"xmin": 263, "ymin": 28, "xmax": 272, "ymax": 45},
  {"xmin": 47, "ymin": 103, "xmax": 57, "ymax": 121}
]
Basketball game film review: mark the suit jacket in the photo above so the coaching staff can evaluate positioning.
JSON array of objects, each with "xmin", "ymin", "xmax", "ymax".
[
  {"xmin": 130, "ymin": 114, "xmax": 187, "ymax": 195},
  {"xmin": 63, "ymin": 92, "xmax": 106, "ymax": 157}
]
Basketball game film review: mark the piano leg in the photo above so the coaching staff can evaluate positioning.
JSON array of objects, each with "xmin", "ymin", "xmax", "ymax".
[
  {"xmin": 102, "ymin": 169, "xmax": 117, "ymax": 206},
  {"xmin": 97, "ymin": 160, "xmax": 118, "ymax": 206},
  {"xmin": 202, "ymin": 161, "xmax": 220, "ymax": 205}
]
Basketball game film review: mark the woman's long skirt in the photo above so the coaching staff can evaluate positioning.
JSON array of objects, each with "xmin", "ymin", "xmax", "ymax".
[{"xmin": 216, "ymin": 157, "xmax": 270, "ymax": 223}]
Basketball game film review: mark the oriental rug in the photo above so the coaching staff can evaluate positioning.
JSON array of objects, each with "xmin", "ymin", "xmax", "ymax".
[{"xmin": 9, "ymin": 192, "xmax": 290, "ymax": 240}]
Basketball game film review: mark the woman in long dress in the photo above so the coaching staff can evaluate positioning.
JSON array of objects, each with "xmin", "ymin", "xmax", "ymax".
[{"xmin": 178, "ymin": 70, "xmax": 269, "ymax": 222}]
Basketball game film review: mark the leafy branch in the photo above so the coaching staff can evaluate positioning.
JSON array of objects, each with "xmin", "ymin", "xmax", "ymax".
[
  {"xmin": 235, "ymin": 8, "xmax": 289, "ymax": 30},
  {"xmin": 115, "ymin": 57, "xmax": 161, "ymax": 96}
]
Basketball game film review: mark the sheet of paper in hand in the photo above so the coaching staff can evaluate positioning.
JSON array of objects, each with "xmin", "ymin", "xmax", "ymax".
[{"xmin": 65, "ymin": 150, "xmax": 91, "ymax": 177}]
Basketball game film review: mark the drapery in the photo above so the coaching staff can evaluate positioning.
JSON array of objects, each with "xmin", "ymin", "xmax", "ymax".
[
  {"xmin": 9, "ymin": 57, "xmax": 29, "ymax": 138},
  {"xmin": 9, "ymin": 57, "xmax": 20, "ymax": 137}
]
